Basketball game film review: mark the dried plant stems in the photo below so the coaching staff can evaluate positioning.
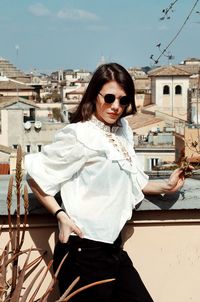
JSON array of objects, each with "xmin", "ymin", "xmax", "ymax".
[
  {"xmin": 7, "ymin": 176, "xmax": 14, "ymax": 247},
  {"xmin": 15, "ymin": 145, "xmax": 23, "ymax": 251},
  {"xmin": 18, "ymin": 185, "xmax": 29, "ymax": 251},
  {"xmin": 58, "ymin": 278, "xmax": 115, "ymax": 302},
  {"xmin": 10, "ymin": 146, "xmax": 24, "ymax": 295}
]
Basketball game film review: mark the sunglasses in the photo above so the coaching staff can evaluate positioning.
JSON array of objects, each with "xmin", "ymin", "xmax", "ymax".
[{"xmin": 99, "ymin": 92, "xmax": 130, "ymax": 106}]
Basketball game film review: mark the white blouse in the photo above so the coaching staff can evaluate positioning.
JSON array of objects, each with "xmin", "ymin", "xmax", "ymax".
[{"xmin": 25, "ymin": 117, "xmax": 149, "ymax": 244}]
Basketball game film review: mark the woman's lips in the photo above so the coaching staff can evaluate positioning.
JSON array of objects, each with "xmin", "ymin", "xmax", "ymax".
[{"xmin": 107, "ymin": 112, "xmax": 118, "ymax": 117}]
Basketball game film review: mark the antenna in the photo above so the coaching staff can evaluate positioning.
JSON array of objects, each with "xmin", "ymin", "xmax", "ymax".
[
  {"xmin": 15, "ymin": 45, "xmax": 19, "ymax": 58},
  {"xmin": 15, "ymin": 45, "xmax": 20, "ymax": 98}
]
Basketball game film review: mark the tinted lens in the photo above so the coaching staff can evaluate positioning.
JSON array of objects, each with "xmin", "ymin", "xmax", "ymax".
[
  {"xmin": 104, "ymin": 94, "xmax": 115, "ymax": 104},
  {"xmin": 119, "ymin": 96, "xmax": 130, "ymax": 106}
]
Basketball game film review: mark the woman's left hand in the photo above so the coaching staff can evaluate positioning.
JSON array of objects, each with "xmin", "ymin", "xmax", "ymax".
[
  {"xmin": 143, "ymin": 166, "xmax": 194, "ymax": 195},
  {"xmin": 166, "ymin": 168, "xmax": 185, "ymax": 193}
]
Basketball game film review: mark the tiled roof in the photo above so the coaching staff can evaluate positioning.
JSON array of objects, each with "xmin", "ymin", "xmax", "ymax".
[
  {"xmin": 66, "ymin": 86, "xmax": 86, "ymax": 94},
  {"xmin": 0, "ymin": 80, "xmax": 33, "ymax": 90},
  {"xmin": 0, "ymin": 57, "xmax": 29, "ymax": 79},
  {"xmin": 148, "ymin": 65, "xmax": 190, "ymax": 77},
  {"xmin": 0, "ymin": 96, "xmax": 38, "ymax": 108},
  {"xmin": 126, "ymin": 112, "xmax": 162, "ymax": 130},
  {"xmin": 174, "ymin": 64, "xmax": 200, "ymax": 75},
  {"xmin": 128, "ymin": 68, "xmax": 148, "ymax": 79},
  {"xmin": 0, "ymin": 144, "xmax": 15, "ymax": 154}
]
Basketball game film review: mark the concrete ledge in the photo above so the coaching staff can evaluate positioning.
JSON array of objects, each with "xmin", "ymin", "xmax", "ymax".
[{"xmin": 0, "ymin": 175, "xmax": 200, "ymax": 216}]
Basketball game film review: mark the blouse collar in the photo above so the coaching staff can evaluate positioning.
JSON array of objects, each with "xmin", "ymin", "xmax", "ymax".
[{"xmin": 90, "ymin": 115, "xmax": 120, "ymax": 134}]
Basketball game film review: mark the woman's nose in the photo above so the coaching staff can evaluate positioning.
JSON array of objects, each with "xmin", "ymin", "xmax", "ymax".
[{"xmin": 111, "ymin": 99, "xmax": 120, "ymax": 111}]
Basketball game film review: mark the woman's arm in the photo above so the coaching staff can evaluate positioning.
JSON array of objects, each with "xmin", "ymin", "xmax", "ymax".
[
  {"xmin": 142, "ymin": 168, "xmax": 185, "ymax": 195},
  {"xmin": 28, "ymin": 178, "xmax": 83, "ymax": 243}
]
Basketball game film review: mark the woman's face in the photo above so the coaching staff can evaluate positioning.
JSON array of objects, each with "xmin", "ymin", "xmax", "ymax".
[{"xmin": 95, "ymin": 81, "xmax": 127, "ymax": 125}]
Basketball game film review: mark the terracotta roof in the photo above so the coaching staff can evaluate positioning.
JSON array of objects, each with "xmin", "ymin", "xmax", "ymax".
[
  {"xmin": 66, "ymin": 86, "xmax": 86, "ymax": 94},
  {"xmin": 0, "ymin": 80, "xmax": 33, "ymax": 90},
  {"xmin": 128, "ymin": 68, "xmax": 148, "ymax": 79},
  {"xmin": 0, "ymin": 57, "xmax": 30, "ymax": 79},
  {"xmin": 148, "ymin": 65, "xmax": 190, "ymax": 77},
  {"xmin": 0, "ymin": 96, "xmax": 38, "ymax": 108},
  {"xmin": 0, "ymin": 144, "xmax": 16, "ymax": 154},
  {"xmin": 126, "ymin": 112, "xmax": 163, "ymax": 130},
  {"xmin": 174, "ymin": 64, "xmax": 200, "ymax": 76}
]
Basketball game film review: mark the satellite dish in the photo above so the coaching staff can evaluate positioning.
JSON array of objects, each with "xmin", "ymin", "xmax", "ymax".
[
  {"xmin": 34, "ymin": 121, "xmax": 42, "ymax": 129},
  {"xmin": 151, "ymin": 127, "xmax": 157, "ymax": 132},
  {"xmin": 24, "ymin": 121, "xmax": 31, "ymax": 130}
]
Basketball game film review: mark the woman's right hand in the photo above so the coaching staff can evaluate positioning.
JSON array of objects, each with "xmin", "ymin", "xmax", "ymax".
[{"xmin": 57, "ymin": 211, "xmax": 84, "ymax": 243}]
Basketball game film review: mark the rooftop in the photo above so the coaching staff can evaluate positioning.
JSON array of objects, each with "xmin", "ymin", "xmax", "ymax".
[
  {"xmin": 0, "ymin": 145, "xmax": 16, "ymax": 155},
  {"xmin": 0, "ymin": 96, "xmax": 38, "ymax": 109},
  {"xmin": 0, "ymin": 57, "xmax": 29, "ymax": 80},
  {"xmin": 0, "ymin": 79, "xmax": 33, "ymax": 90},
  {"xmin": 148, "ymin": 65, "xmax": 191, "ymax": 77},
  {"xmin": 126, "ymin": 112, "xmax": 162, "ymax": 130}
]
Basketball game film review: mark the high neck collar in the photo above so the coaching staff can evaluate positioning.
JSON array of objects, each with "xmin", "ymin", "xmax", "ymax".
[{"xmin": 90, "ymin": 115, "xmax": 120, "ymax": 134}]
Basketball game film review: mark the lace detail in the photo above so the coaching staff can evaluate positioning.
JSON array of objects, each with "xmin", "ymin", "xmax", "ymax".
[
  {"xmin": 106, "ymin": 132, "xmax": 132, "ymax": 163},
  {"xmin": 90, "ymin": 116, "xmax": 132, "ymax": 163},
  {"xmin": 90, "ymin": 115, "xmax": 119, "ymax": 133}
]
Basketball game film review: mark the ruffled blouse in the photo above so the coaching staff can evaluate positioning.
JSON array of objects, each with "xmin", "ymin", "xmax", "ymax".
[{"xmin": 25, "ymin": 117, "xmax": 149, "ymax": 243}]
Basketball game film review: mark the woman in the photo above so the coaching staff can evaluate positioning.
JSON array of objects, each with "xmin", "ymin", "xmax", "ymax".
[{"xmin": 25, "ymin": 63, "xmax": 185, "ymax": 302}]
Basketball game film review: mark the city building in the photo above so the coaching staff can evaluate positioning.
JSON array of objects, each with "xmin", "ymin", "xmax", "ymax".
[
  {"xmin": 0, "ymin": 57, "xmax": 200, "ymax": 301},
  {"xmin": 0, "ymin": 96, "xmax": 67, "ymax": 173},
  {"xmin": 148, "ymin": 65, "xmax": 190, "ymax": 120}
]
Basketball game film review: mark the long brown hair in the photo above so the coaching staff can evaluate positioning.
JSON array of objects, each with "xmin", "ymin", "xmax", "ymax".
[{"xmin": 70, "ymin": 63, "xmax": 136, "ymax": 123}]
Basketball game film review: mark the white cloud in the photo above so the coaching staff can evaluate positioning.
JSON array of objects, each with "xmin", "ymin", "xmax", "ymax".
[
  {"xmin": 57, "ymin": 8, "xmax": 99, "ymax": 21},
  {"xmin": 29, "ymin": 3, "xmax": 50, "ymax": 17}
]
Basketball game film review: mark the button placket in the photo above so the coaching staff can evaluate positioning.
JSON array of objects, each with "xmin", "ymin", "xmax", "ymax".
[{"xmin": 90, "ymin": 116, "xmax": 133, "ymax": 163}]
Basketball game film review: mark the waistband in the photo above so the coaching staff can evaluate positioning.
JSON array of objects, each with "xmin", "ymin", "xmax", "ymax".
[{"xmin": 67, "ymin": 234, "xmax": 122, "ymax": 250}]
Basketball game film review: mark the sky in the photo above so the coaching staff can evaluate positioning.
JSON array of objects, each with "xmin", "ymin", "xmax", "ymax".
[{"xmin": 0, "ymin": 0, "xmax": 200, "ymax": 74}]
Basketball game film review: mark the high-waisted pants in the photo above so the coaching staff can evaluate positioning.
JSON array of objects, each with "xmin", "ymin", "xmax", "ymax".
[{"xmin": 53, "ymin": 235, "xmax": 154, "ymax": 302}]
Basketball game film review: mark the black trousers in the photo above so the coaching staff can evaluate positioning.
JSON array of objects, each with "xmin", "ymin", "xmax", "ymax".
[{"xmin": 53, "ymin": 236, "xmax": 154, "ymax": 302}]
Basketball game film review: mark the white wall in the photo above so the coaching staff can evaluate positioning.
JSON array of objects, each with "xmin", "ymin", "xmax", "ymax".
[{"xmin": 153, "ymin": 76, "xmax": 189, "ymax": 120}]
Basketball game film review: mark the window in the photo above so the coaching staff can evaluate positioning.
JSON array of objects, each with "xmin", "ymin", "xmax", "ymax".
[
  {"xmin": 13, "ymin": 144, "xmax": 18, "ymax": 149},
  {"xmin": 163, "ymin": 85, "xmax": 170, "ymax": 95},
  {"xmin": 148, "ymin": 158, "xmax": 159, "ymax": 170},
  {"xmin": 26, "ymin": 145, "xmax": 31, "ymax": 153},
  {"xmin": 175, "ymin": 85, "xmax": 182, "ymax": 95},
  {"xmin": 151, "ymin": 158, "xmax": 159, "ymax": 168},
  {"xmin": 37, "ymin": 145, "xmax": 42, "ymax": 152}
]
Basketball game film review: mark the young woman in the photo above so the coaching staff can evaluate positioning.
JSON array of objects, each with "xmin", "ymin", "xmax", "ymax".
[{"xmin": 25, "ymin": 63, "xmax": 185, "ymax": 302}]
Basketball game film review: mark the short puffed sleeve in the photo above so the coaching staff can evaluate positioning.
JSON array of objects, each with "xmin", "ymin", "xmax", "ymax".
[{"xmin": 25, "ymin": 125, "xmax": 87, "ymax": 196}]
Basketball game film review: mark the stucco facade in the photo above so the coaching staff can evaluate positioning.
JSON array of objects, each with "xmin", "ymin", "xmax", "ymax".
[
  {"xmin": 150, "ymin": 76, "xmax": 189, "ymax": 120},
  {"xmin": 0, "ymin": 99, "xmax": 67, "ymax": 159},
  {"xmin": 149, "ymin": 66, "xmax": 191, "ymax": 121}
]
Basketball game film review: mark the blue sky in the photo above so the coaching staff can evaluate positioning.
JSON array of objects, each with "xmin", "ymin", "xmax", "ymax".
[{"xmin": 0, "ymin": 0, "xmax": 200, "ymax": 74}]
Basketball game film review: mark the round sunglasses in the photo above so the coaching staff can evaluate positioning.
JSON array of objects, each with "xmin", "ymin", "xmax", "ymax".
[{"xmin": 99, "ymin": 92, "xmax": 130, "ymax": 106}]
